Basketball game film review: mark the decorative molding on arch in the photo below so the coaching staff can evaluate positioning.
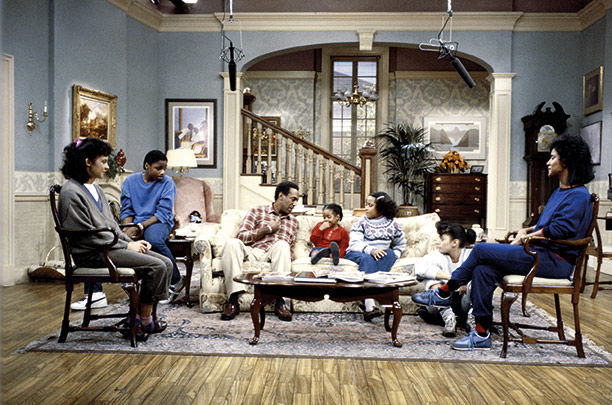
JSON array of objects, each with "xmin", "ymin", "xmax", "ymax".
[
  {"xmin": 393, "ymin": 71, "xmax": 490, "ymax": 80},
  {"xmin": 245, "ymin": 71, "xmax": 316, "ymax": 80},
  {"xmin": 1, "ymin": 53, "xmax": 15, "ymax": 286}
]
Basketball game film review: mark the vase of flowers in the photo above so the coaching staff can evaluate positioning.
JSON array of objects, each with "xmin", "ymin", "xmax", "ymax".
[{"xmin": 440, "ymin": 150, "xmax": 469, "ymax": 173}]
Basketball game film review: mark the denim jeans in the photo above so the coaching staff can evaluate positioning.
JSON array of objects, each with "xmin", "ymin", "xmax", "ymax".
[
  {"xmin": 345, "ymin": 249, "xmax": 397, "ymax": 274},
  {"xmin": 452, "ymin": 243, "xmax": 573, "ymax": 318}
]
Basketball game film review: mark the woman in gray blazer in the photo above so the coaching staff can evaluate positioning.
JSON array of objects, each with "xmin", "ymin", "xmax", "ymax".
[{"xmin": 59, "ymin": 137, "xmax": 173, "ymax": 340}]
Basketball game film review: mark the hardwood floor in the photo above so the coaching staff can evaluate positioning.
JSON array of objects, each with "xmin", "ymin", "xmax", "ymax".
[{"xmin": 2, "ymin": 275, "xmax": 611, "ymax": 404}]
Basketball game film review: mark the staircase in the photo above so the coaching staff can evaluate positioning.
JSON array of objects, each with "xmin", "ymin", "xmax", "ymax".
[{"xmin": 241, "ymin": 109, "xmax": 377, "ymax": 210}]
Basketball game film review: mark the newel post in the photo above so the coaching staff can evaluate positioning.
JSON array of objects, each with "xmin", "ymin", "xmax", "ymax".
[{"xmin": 359, "ymin": 140, "xmax": 377, "ymax": 207}]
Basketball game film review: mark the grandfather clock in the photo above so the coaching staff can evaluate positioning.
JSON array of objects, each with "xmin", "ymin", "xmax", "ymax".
[{"xmin": 521, "ymin": 102, "xmax": 570, "ymax": 227}]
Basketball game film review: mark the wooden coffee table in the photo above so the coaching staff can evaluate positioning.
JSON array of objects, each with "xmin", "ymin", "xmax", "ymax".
[{"xmin": 234, "ymin": 273, "xmax": 417, "ymax": 347}]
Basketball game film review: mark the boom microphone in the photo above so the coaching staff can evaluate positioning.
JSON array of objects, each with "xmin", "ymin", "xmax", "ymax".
[
  {"xmin": 228, "ymin": 42, "xmax": 236, "ymax": 91},
  {"xmin": 449, "ymin": 55, "xmax": 476, "ymax": 88}
]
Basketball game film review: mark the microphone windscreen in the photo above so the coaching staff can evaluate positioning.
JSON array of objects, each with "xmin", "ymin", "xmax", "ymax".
[
  {"xmin": 229, "ymin": 60, "xmax": 236, "ymax": 91},
  {"xmin": 450, "ymin": 57, "xmax": 476, "ymax": 88}
]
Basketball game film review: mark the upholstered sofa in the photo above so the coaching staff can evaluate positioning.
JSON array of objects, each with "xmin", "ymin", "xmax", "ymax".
[{"xmin": 194, "ymin": 211, "xmax": 441, "ymax": 314}]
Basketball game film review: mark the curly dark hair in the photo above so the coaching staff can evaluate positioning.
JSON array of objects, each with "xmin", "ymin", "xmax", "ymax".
[
  {"xmin": 274, "ymin": 181, "xmax": 299, "ymax": 200},
  {"xmin": 436, "ymin": 222, "xmax": 476, "ymax": 247},
  {"xmin": 370, "ymin": 191, "xmax": 398, "ymax": 219},
  {"xmin": 549, "ymin": 134, "xmax": 594, "ymax": 185},
  {"xmin": 60, "ymin": 138, "xmax": 112, "ymax": 183},
  {"xmin": 143, "ymin": 150, "xmax": 167, "ymax": 169},
  {"xmin": 323, "ymin": 203, "xmax": 343, "ymax": 221}
]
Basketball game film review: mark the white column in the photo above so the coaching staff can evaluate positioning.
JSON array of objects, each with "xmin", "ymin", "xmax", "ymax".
[
  {"xmin": 486, "ymin": 73, "xmax": 516, "ymax": 239},
  {"xmin": 221, "ymin": 72, "xmax": 243, "ymax": 211},
  {"xmin": 1, "ymin": 54, "xmax": 16, "ymax": 286}
]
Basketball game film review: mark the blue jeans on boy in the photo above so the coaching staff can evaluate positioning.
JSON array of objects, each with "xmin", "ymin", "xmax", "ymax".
[
  {"xmin": 83, "ymin": 222, "xmax": 180, "ymax": 293},
  {"xmin": 345, "ymin": 249, "xmax": 397, "ymax": 274},
  {"xmin": 452, "ymin": 243, "xmax": 573, "ymax": 320}
]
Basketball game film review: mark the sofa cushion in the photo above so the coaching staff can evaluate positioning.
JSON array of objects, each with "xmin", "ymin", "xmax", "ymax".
[
  {"xmin": 211, "ymin": 209, "xmax": 247, "ymax": 257},
  {"xmin": 396, "ymin": 213, "xmax": 441, "ymax": 258}
]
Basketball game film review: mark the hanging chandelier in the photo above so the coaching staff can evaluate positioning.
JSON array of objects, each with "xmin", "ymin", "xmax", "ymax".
[{"xmin": 332, "ymin": 84, "xmax": 378, "ymax": 107}]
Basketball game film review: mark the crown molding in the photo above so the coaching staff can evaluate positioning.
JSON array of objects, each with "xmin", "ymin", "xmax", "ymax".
[
  {"xmin": 107, "ymin": 1, "xmax": 611, "ymax": 33},
  {"xmin": 514, "ymin": 13, "xmax": 581, "ymax": 32},
  {"xmin": 212, "ymin": 12, "xmax": 523, "ymax": 32},
  {"xmin": 393, "ymin": 71, "xmax": 489, "ymax": 80},
  {"xmin": 578, "ymin": 0, "xmax": 611, "ymax": 29}
]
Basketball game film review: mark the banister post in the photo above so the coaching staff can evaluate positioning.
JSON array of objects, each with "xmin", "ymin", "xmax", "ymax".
[{"xmin": 359, "ymin": 140, "xmax": 377, "ymax": 208}]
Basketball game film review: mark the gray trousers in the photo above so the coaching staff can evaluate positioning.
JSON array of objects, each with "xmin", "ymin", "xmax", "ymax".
[{"xmin": 76, "ymin": 249, "xmax": 173, "ymax": 304}]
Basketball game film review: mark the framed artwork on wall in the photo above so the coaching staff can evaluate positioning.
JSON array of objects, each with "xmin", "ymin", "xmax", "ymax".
[
  {"xmin": 581, "ymin": 121, "xmax": 602, "ymax": 165},
  {"xmin": 72, "ymin": 85, "xmax": 117, "ymax": 148},
  {"xmin": 423, "ymin": 116, "xmax": 487, "ymax": 159},
  {"xmin": 583, "ymin": 66, "xmax": 604, "ymax": 116},
  {"xmin": 470, "ymin": 165, "xmax": 484, "ymax": 173},
  {"xmin": 165, "ymin": 99, "xmax": 217, "ymax": 168}
]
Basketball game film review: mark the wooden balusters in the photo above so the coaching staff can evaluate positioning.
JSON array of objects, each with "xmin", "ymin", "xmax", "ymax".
[
  {"xmin": 348, "ymin": 170, "xmax": 355, "ymax": 209},
  {"xmin": 306, "ymin": 149, "xmax": 314, "ymax": 205},
  {"xmin": 338, "ymin": 166, "xmax": 345, "ymax": 208},
  {"xmin": 265, "ymin": 128, "xmax": 273, "ymax": 184},
  {"xmin": 276, "ymin": 136, "xmax": 283, "ymax": 183},
  {"xmin": 317, "ymin": 154, "xmax": 324, "ymax": 204}
]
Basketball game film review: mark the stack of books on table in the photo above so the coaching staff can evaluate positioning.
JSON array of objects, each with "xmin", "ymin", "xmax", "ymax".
[
  {"xmin": 364, "ymin": 271, "xmax": 416, "ymax": 284},
  {"xmin": 255, "ymin": 272, "xmax": 294, "ymax": 282},
  {"xmin": 293, "ymin": 271, "xmax": 337, "ymax": 284}
]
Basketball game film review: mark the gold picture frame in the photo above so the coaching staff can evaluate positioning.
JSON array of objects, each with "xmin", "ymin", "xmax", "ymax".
[
  {"xmin": 72, "ymin": 85, "xmax": 117, "ymax": 147},
  {"xmin": 583, "ymin": 66, "xmax": 604, "ymax": 116}
]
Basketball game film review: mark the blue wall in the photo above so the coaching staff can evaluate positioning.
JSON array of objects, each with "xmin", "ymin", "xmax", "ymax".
[
  {"xmin": 2, "ymin": 1, "xmax": 609, "ymax": 183},
  {"xmin": 2, "ymin": 0, "xmax": 51, "ymax": 172},
  {"xmin": 509, "ymin": 31, "xmax": 582, "ymax": 181}
]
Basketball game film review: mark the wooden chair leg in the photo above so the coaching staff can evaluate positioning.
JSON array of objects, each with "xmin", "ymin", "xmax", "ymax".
[
  {"xmin": 590, "ymin": 256, "xmax": 603, "ymax": 299},
  {"xmin": 82, "ymin": 287, "xmax": 95, "ymax": 327},
  {"xmin": 122, "ymin": 283, "xmax": 139, "ymax": 348},
  {"xmin": 580, "ymin": 255, "xmax": 589, "ymax": 293},
  {"xmin": 553, "ymin": 294, "xmax": 565, "ymax": 340},
  {"xmin": 572, "ymin": 301, "xmax": 585, "ymax": 358},
  {"xmin": 59, "ymin": 286, "xmax": 73, "ymax": 343},
  {"xmin": 500, "ymin": 292, "xmax": 518, "ymax": 359}
]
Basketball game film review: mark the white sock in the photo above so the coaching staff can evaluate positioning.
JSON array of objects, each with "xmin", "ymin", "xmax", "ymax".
[{"xmin": 364, "ymin": 298, "xmax": 375, "ymax": 312}]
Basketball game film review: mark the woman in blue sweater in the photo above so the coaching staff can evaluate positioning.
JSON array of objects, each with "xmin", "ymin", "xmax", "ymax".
[{"xmin": 413, "ymin": 134, "xmax": 594, "ymax": 350}]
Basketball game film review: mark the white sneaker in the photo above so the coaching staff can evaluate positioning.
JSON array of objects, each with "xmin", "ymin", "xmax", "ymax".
[
  {"xmin": 70, "ymin": 292, "xmax": 108, "ymax": 311},
  {"xmin": 441, "ymin": 308, "xmax": 457, "ymax": 337},
  {"xmin": 159, "ymin": 277, "xmax": 185, "ymax": 305}
]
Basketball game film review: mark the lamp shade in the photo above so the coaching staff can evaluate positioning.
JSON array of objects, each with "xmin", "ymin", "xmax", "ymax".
[{"xmin": 166, "ymin": 148, "xmax": 197, "ymax": 169}]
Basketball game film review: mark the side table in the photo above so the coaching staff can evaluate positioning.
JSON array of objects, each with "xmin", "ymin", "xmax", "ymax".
[{"xmin": 167, "ymin": 237, "xmax": 195, "ymax": 306}]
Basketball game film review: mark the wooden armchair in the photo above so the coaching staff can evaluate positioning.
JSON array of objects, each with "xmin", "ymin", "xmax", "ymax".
[
  {"xmin": 497, "ymin": 194, "xmax": 599, "ymax": 358},
  {"xmin": 580, "ymin": 218, "xmax": 612, "ymax": 298},
  {"xmin": 50, "ymin": 184, "xmax": 141, "ymax": 347}
]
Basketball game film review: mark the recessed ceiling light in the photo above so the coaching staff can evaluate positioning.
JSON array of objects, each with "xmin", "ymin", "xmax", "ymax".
[
  {"xmin": 149, "ymin": 0, "xmax": 160, "ymax": 5},
  {"xmin": 183, "ymin": 0, "xmax": 198, "ymax": 3}
]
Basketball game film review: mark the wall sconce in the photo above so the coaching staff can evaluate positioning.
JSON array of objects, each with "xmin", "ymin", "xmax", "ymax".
[{"xmin": 26, "ymin": 102, "xmax": 48, "ymax": 133}]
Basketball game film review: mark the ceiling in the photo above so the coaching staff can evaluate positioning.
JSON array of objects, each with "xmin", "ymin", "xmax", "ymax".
[{"xmin": 152, "ymin": 0, "xmax": 594, "ymax": 15}]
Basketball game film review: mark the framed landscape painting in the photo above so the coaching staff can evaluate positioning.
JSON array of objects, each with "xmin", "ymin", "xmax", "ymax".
[
  {"xmin": 165, "ymin": 99, "xmax": 217, "ymax": 168},
  {"xmin": 72, "ymin": 85, "xmax": 117, "ymax": 148},
  {"xmin": 423, "ymin": 116, "xmax": 487, "ymax": 159},
  {"xmin": 583, "ymin": 66, "xmax": 604, "ymax": 116}
]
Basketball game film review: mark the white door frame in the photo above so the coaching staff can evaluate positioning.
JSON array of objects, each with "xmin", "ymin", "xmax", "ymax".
[{"xmin": 1, "ymin": 53, "xmax": 16, "ymax": 286}]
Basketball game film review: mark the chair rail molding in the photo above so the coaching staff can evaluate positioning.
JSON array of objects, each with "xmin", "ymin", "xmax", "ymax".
[{"xmin": 1, "ymin": 53, "xmax": 16, "ymax": 286}]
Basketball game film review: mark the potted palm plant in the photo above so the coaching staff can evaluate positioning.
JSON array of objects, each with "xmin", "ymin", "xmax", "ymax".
[{"xmin": 376, "ymin": 123, "xmax": 436, "ymax": 216}]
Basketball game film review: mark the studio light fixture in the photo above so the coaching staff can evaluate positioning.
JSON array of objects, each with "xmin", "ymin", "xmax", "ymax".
[
  {"xmin": 219, "ymin": 0, "xmax": 245, "ymax": 91},
  {"xmin": 419, "ymin": 0, "xmax": 476, "ymax": 88}
]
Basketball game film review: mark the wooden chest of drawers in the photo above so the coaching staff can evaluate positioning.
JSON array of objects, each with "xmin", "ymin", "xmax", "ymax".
[{"xmin": 425, "ymin": 173, "xmax": 487, "ymax": 228}]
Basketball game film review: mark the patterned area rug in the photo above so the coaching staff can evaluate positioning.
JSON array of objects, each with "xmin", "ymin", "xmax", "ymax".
[{"xmin": 18, "ymin": 297, "xmax": 612, "ymax": 366}]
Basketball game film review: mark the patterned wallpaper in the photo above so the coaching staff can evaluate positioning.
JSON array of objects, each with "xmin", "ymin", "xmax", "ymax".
[
  {"xmin": 390, "ymin": 78, "xmax": 491, "ymax": 161},
  {"xmin": 245, "ymin": 79, "xmax": 317, "ymax": 143}
]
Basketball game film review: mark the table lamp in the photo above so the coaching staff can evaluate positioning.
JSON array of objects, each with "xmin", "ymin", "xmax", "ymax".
[{"xmin": 166, "ymin": 148, "xmax": 197, "ymax": 175}]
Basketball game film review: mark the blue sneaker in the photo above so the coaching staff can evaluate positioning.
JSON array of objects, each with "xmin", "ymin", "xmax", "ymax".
[
  {"xmin": 411, "ymin": 289, "xmax": 451, "ymax": 308},
  {"xmin": 450, "ymin": 330, "xmax": 492, "ymax": 351}
]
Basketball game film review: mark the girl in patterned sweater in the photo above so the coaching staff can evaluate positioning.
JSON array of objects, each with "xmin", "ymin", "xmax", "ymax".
[{"xmin": 346, "ymin": 191, "xmax": 406, "ymax": 320}]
